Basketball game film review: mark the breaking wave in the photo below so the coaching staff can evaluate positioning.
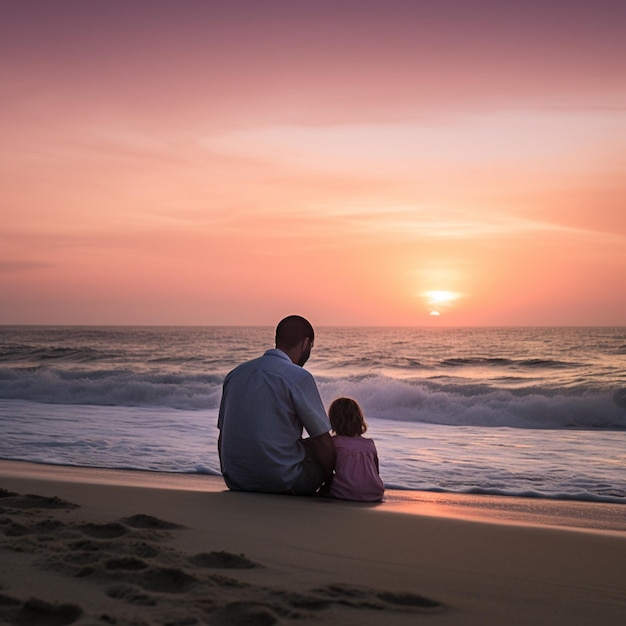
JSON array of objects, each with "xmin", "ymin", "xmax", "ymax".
[{"xmin": 1, "ymin": 366, "xmax": 624, "ymax": 430}]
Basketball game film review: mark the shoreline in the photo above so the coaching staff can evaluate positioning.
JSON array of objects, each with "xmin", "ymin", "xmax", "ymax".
[
  {"xmin": 1, "ymin": 459, "xmax": 625, "ymax": 625},
  {"xmin": 0, "ymin": 459, "xmax": 626, "ymax": 536},
  {"xmin": 1, "ymin": 459, "xmax": 624, "ymax": 534}
]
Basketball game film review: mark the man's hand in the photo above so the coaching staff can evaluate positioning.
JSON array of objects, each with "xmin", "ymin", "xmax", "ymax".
[{"xmin": 307, "ymin": 432, "xmax": 336, "ymax": 481}]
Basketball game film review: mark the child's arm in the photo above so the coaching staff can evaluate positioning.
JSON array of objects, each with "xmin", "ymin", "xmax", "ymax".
[{"xmin": 372, "ymin": 440, "xmax": 381, "ymax": 473}]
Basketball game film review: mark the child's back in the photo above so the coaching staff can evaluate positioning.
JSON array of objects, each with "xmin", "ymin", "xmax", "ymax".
[{"xmin": 329, "ymin": 434, "xmax": 385, "ymax": 502}]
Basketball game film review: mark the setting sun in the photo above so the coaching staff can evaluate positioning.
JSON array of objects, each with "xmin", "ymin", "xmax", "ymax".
[
  {"xmin": 425, "ymin": 291, "xmax": 458, "ymax": 305},
  {"xmin": 422, "ymin": 290, "xmax": 463, "ymax": 317}
]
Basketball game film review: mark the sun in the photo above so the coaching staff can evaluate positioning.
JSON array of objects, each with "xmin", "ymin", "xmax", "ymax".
[
  {"xmin": 424, "ymin": 290, "xmax": 458, "ymax": 306},
  {"xmin": 422, "ymin": 290, "xmax": 461, "ymax": 316}
]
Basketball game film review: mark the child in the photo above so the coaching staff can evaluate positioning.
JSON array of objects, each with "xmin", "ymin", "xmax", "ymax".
[{"xmin": 327, "ymin": 397, "xmax": 385, "ymax": 502}]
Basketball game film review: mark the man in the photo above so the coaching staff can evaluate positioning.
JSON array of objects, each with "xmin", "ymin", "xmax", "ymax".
[{"xmin": 217, "ymin": 315, "xmax": 335, "ymax": 495}]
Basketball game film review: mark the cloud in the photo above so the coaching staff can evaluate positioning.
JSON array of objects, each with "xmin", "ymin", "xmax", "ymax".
[
  {"xmin": 203, "ymin": 110, "xmax": 623, "ymax": 174},
  {"xmin": 0, "ymin": 261, "xmax": 52, "ymax": 272}
]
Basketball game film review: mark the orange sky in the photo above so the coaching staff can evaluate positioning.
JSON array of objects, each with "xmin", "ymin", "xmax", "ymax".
[{"xmin": 1, "ymin": 1, "xmax": 625, "ymax": 326}]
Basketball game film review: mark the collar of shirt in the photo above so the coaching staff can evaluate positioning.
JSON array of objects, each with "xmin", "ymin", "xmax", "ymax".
[{"xmin": 263, "ymin": 348, "xmax": 291, "ymax": 362}]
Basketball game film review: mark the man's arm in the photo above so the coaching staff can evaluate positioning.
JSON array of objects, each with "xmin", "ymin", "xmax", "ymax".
[
  {"xmin": 307, "ymin": 432, "xmax": 335, "ymax": 481},
  {"xmin": 217, "ymin": 430, "xmax": 225, "ymax": 473}
]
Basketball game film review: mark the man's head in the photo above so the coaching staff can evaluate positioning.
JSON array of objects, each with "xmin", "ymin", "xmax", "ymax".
[{"xmin": 275, "ymin": 315, "xmax": 315, "ymax": 366}]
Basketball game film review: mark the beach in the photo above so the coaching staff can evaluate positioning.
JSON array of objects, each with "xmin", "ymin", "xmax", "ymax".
[
  {"xmin": 4, "ymin": 0, "xmax": 626, "ymax": 621},
  {"xmin": 1, "ymin": 460, "xmax": 624, "ymax": 626}
]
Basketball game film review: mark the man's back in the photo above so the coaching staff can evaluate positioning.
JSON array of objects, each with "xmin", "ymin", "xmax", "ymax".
[{"xmin": 218, "ymin": 348, "xmax": 330, "ymax": 493}]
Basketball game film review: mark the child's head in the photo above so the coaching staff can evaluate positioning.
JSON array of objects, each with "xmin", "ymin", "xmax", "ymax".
[{"xmin": 329, "ymin": 397, "xmax": 367, "ymax": 437}]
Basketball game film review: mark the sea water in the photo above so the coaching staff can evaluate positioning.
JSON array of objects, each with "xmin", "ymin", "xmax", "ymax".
[{"xmin": 0, "ymin": 326, "xmax": 624, "ymax": 503}]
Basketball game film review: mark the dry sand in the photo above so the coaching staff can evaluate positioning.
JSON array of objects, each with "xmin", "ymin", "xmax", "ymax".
[{"xmin": 1, "ymin": 460, "xmax": 624, "ymax": 626}]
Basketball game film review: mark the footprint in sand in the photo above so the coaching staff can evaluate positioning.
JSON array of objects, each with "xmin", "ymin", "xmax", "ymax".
[
  {"xmin": 65, "ymin": 537, "xmax": 161, "ymax": 561},
  {"xmin": 378, "ymin": 589, "xmax": 442, "ymax": 609},
  {"xmin": 190, "ymin": 551, "xmax": 259, "ymax": 569},
  {"xmin": 65, "ymin": 538, "xmax": 107, "ymax": 552},
  {"xmin": 3, "ymin": 492, "xmax": 443, "ymax": 625},
  {"xmin": 118, "ymin": 540, "xmax": 161, "ymax": 558},
  {"xmin": 313, "ymin": 583, "xmax": 441, "ymax": 611},
  {"xmin": 0, "ymin": 595, "xmax": 82, "ymax": 626},
  {"xmin": 78, "ymin": 522, "xmax": 127, "ymax": 539},
  {"xmin": 136, "ymin": 566, "xmax": 198, "ymax": 593},
  {"xmin": 0, "ymin": 490, "xmax": 78, "ymax": 511},
  {"xmin": 210, "ymin": 601, "xmax": 279, "ymax": 626},
  {"xmin": 2, "ymin": 522, "xmax": 30, "ymax": 537},
  {"xmin": 1, "ymin": 518, "xmax": 70, "ymax": 544},
  {"xmin": 120, "ymin": 514, "xmax": 184, "ymax": 530},
  {"xmin": 101, "ymin": 562, "xmax": 200, "ymax": 597},
  {"xmin": 104, "ymin": 556, "xmax": 149, "ymax": 571},
  {"xmin": 105, "ymin": 584, "xmax": 157, "ymax": 606}
]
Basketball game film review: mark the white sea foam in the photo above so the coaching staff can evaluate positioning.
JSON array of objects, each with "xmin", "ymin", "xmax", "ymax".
[
  {"xmin": 318, "ymin": 376, "xmax": 626, "ymax": 429},
  {"xmin": 0, "ymin": 400, "xmax": 623, "ymax": 504},
  {"xmin": 1, "ymin": 367, "xmax": 624, "ymax": 428}
]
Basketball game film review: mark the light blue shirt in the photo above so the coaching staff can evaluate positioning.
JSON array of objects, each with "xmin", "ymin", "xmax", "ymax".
[{"xmin": 217, "ymin": 349, "xmax": 330, "ymax": 492}]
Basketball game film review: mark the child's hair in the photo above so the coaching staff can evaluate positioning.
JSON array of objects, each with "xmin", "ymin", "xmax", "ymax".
[{"xmin": 329, "ymin": 397, "xmax": 367, "ymax": 437}]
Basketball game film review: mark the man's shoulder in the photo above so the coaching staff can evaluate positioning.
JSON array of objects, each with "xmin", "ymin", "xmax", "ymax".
[
  {"xmin": 226, "ymin": 354, "xmax": 263, "ymax": 374},
  {"xmin": 226, "ymin": 350, "xmax": 298, "ymax": 376},
  {"xmin": 260, "ymin": 350, "xmax": 309, "ymax": 377},
  {"xmin": 225, "ymin": 349, "xmax": 314, "ymax": 386}
]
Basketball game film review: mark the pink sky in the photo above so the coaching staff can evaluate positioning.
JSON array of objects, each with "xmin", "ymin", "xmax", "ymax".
[{"xmin": 1, "ymin": 0, "xmax": 625, "ymax": 325}]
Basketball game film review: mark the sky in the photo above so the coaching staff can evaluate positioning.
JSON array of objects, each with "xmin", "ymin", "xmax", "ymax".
[{"xmin": 1, "ymin": 0, "xmax": 625, "ymax": 326}]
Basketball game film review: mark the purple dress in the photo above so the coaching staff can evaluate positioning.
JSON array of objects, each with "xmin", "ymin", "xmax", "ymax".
[{"xmin": 329, "ymin": 435, "xmax": 385, "ymax": 502}]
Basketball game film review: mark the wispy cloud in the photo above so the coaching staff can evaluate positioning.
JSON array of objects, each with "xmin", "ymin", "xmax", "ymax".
[
  {"xmin": 0, "ymin": 261, "xmax": 52, "ymax": 272},
  {"xmin": 204, "ymin": 111, "xmax": 623, "ymax": 174}
]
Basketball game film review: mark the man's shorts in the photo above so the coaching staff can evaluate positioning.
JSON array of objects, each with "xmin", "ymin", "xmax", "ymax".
[{"xmin": 289, "ymin": 440, "xmax": 325, "ymax": 496}]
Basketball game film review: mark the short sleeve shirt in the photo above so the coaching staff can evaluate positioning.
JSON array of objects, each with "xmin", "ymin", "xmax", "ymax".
[{"xmin": 218, "ymin": 349, "xmax": 330, "ymax": 492}]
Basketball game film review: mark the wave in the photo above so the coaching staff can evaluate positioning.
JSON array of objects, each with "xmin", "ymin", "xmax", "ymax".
[
  {"xmin": 0, "ymin": 344, "xmax": 237, "ymax": 370},
  {"xmin": 0, "ymin": 367, "xmax": 223, "ymax": 410},
  {"xmin": 384, "ymin": 485, "xmax": 625, "ymax": 505},
  {"xmin": 317, "ymin": 376, "xmax": 626, "ymax": 430},
  {"xmin": 0, "ymin": 345, "xmax": 107, "ymax": 364},
  {"xmin": 1, "ymin": 365, "xmax": 624, "ymax": 430},
  {"xmin": 439, "ymin": 357, "xmax": 578, "ymax": 369},
  {"xmin": 0, "ymin": 343, "xmax": 585, "ymax": 373}
]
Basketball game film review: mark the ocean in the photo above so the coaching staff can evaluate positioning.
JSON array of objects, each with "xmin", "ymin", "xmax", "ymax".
[{"xmin": 1, "ymin": 326, "xmax": 624, "ymax": 504}]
